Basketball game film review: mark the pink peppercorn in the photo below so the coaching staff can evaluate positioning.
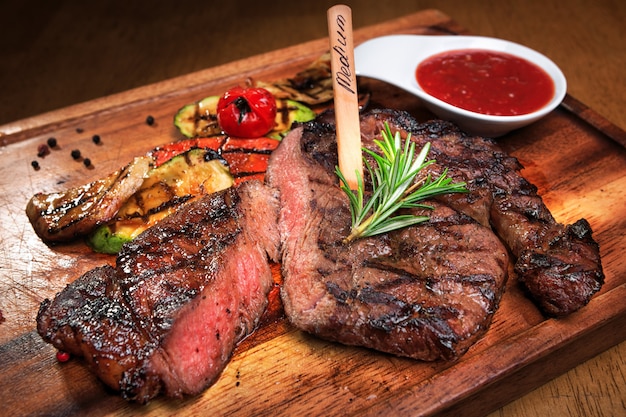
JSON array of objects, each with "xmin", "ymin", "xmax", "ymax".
[{"xmin": 56, "ymin": 350, "xmax": 71, "ymax": 362}]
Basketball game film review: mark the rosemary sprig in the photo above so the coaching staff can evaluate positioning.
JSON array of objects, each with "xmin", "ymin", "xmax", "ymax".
[{"xmin": 335, "ymin": 122, "xmax": 468, "ymax": 243}]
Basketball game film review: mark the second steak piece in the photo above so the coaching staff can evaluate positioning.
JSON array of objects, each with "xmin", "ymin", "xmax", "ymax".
[
  {"xmin": 266, "ymin": 115, "xmax": 510, "ymax": 361},
  {"xmin": 37, "ymin": 181, "xmax": 280, "ymax": 403}
]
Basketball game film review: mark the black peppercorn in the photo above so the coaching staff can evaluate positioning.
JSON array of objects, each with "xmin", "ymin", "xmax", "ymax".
[
  {"xmin": 31, "ymin": 160, "xmax": 40, "ymax": 170},
  {"xmin": 83, "ymin": 158, "xmax": 92, "ymax": 167},
  {"xmin": 37, "ymin": 144, "xmax": 50, "ymax": 157},
  {"xmin": 47, "ymin": 137, "xmax": 57, "ymax": 148},
  {"xmin": 92, "ymin": 134, "xmax": 101, "ymax": 144},
  {"xmin": 71, "ymin": 149, "xmax": 81, "ymax": 159},
  {"xmin": 146, "ymin": 115, "xmax": 155, "ymax": 126}
]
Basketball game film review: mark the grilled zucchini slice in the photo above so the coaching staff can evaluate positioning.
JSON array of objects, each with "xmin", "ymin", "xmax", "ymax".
[{"xmin": 87, "ymin": 148, "xmax": 233, "ymax": 254}]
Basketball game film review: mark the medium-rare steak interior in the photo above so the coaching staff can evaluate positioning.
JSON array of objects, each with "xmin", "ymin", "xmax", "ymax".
[
  {"xmin": 266, "ymin": 109, "xmax": 604, "ymax": 360},
  {"xmin": 37, "ymin": 181, "xmax": 280, "ymax": 403}
]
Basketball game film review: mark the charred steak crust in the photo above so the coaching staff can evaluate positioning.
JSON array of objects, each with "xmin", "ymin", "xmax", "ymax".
[
  {"xmin": 350, "ymin": 109, "xmax": 603, "ymax": 317},
  {"xmin": 267, "ymin": 109, "xmax": 604, "ymax": 362},
  {"xmin": 267, "ymin": 113, "xmax": 510, "ymax": 361},
  {"xmin": 37, "ymin": 181, "xmax": 280, "ymax": 403}
]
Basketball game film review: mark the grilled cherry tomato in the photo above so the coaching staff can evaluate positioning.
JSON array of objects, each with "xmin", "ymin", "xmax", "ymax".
[{"xmin": 217, "ymin": 86, "xmax": 277, "ymax": 138}]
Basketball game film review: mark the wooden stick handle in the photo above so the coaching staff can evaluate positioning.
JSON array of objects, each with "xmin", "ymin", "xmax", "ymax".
[{"xmin": 327, "ymin": 4, "xmax": 362, "ymax": 190}]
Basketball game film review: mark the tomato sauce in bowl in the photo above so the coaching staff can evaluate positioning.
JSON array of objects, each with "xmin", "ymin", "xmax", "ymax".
[
  {"xmin": 355, "ymin": 35, "xmax": 567, "ymax": 136},
  {"xmin": 416, "ymin": 49, "xmax": 555, "ymax": 116}
]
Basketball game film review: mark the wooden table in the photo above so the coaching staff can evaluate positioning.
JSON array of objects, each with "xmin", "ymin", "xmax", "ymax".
[{"xmin": 1, "ymin": 1, "xmax": 624, "ymax": 416}]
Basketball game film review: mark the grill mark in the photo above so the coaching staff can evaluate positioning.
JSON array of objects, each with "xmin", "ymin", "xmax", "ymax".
[
  {"xmin": 111, "ymin": 148, "xmax": 227, "ymax": 227},
  {"xmin": 272, "ymin": 83, "xmax": 326, "ymax": 101},
  {"xmin": 325, "ymin": 281, "xmax": 460, "ymax": 355},
  {"xmin": 365, "ymin": 259, "xmax": 498, "ymax": 287},
  {"xmin": 326, "ymin": 271, "xmax": 494, "ymax": 319},
  {"xmin": 43, "ymin": 167, "xmax": 130, "ymax": 217},
  {"xmin": 195, "ymin": 101, "xmax": 219, "ymax": 133},
  {"xmin": 46, "ymin": 165, "xmax": 138, "ymax": 234},
  {"xmin": 276, "ymin": 103, "xmax": 298, "ymax": 126},
  {"xmin": 119, "ymin": 195, "xmax": 195, "ymax": 222}
]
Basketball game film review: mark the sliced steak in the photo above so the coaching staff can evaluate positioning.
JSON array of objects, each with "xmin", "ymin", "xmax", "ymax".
[
  {"xmin": 367, "ymin": 111, "xmax": 605, "ymax": 316},
  {"xmin": 343, "ymin": 109, "xmax": 603, "ymax": 316},
  {"xmin": 266, "ymin": 109, "xmax": 603, "ymax": 361},
  {"xmin": 267, "ymin": 115, "xmax": 509, "ymax": 361},
  {"xmin": 37, "ymin": 181, "xmax": 280, "ymax": 403}
]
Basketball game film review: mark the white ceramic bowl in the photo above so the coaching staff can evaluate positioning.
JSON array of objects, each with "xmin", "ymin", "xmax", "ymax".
[{"xmin": 354, "ymin": 34, "xmax": 567, "ymax": 137}]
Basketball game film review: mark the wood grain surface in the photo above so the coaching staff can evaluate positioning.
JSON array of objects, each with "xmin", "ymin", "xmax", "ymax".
[{"xmin": 1, "ymin": 2, "xmax": 625, "ymax": 416}]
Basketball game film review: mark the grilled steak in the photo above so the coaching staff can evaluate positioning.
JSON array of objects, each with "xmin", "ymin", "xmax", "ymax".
[
  {"xmin": 37, "ymin": 181, "xmax": 280, "ymax": 403},
  {"xmin": 266, "ymin": 109, "xmax": 604, "ymax": 360}
]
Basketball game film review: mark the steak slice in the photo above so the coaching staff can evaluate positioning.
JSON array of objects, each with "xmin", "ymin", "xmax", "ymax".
[
  {"xmin": 367, "ymin": 111, "xmax": 605, "ymax": 317},
  {"xmin": 266, "ymin": 114, "xmax": 509, "ymax": 361},
  {"xmin": 37, "ymin": 181, "xmax": 280, "ymax": 403},
  {"xmin": 329, "ymin": 109, "xmax": 603, "ymax": 316},
  {"xmin": 266, "ymin": 109, "xmax": 604, "ymax": 360}
]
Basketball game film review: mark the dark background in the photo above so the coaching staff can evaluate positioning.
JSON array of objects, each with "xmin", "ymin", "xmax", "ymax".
[{"xmin": 0, "ymin": 0, "xmax": 624, "ymax": 130}]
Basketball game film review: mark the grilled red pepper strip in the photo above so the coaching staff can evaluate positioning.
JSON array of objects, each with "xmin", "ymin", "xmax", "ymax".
[{"xmin": 148, "ymin": 136, "xmax": 280, "ymax": 183}]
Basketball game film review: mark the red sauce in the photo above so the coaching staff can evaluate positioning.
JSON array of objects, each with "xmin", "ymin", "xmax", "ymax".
[{"xmin": 416, "ymin": 49, "xmax": 555, "ymax": 116}]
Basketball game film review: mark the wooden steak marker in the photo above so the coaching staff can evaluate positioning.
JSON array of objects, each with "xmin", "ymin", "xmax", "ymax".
[{"xmin": 327, "ymin": 4, "xmax": 363, "ymax": 190}]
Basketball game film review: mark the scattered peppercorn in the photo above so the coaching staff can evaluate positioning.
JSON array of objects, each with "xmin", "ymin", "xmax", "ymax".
[
  {"xmin": 37, "ymin": 144, "xmax": 50, "ymax": 157},
  {"xmin": 146, "ymin": 115, "xmax": 155, "ymax": 126},
  {"xmin": 56, "ymin": 350, "xmax": 71, "ymax": 363},
  {"xmin": 92, "ymin": 134, "xmax": 101, "ymax": 144},
  {"xmin": 71, "ymin": 149, "xmax": 81, "ymax": 160},
  {"xmin": 47, "ymin": 137, "xmax": 58, "ymax": 148},
  {"xmin": 31, "ymin": 160, "xmax": 40, "ymax": 170},
  {"xmin": 83, "ymin": 158, "xmax": 92, "ymax": 167}
]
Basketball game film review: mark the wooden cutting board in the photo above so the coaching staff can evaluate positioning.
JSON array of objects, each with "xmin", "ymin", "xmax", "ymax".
[{"xmin": 1, "ymin": 9, "xmax": 624, "ymax": 417}]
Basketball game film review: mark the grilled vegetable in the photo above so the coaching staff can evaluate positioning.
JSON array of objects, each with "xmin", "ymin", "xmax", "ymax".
[
  {"xmin": 174, "ymin": 95, "xmax": 315, "ymax": 139},
  {"xmin": 217, "ymin": 86, "xmax": 277, "ymax": 138},
  {"xmin": 271, "ymin": 99, "xmax": 316, "ymax": 139},
  {"xmin": 255, "ymin": 52, "xmax": 334, "ymax": 105},
  {"xmin": 87, "ymin": 148, "xmax": 233, "ymax": 254},
  {"xmin": 174, "ymin": 96, "xmax": 221, "ymax": 138},
  {"xmin": 26, "ymin": 156, "xmax": 152, "ymax": 243}
]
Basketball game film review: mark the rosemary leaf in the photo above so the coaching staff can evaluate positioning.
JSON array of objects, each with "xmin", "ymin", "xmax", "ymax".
[{"xmin": 337, "ymin": 122, "xmax": 468, "ymax": 243}]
